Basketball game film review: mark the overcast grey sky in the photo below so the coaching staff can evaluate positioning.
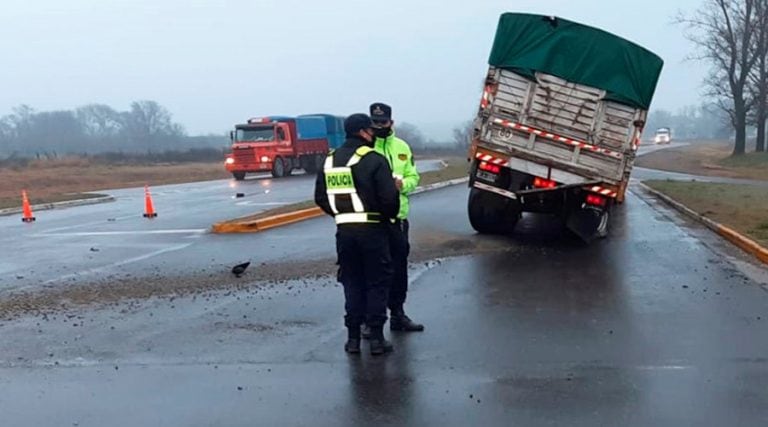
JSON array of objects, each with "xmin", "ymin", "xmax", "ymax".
[{"xmin": 0, "ymin": 0, "xmax": 706, "ymax": 140}]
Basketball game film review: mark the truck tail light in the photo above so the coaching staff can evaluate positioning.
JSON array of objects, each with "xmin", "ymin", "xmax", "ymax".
[
  {"xmin": 586, "ymin": 194, "xmax": 607, "ymax": 207},
  {"xmin": 478, "ymin": 161, "xmax": 501, "ymax": 174},
  {"xmin": 225, "ymin": 157, "xmax": 235, "ymax": 165},
  {"xmin": 533, "ymin": 177, "xmax": 557, "ymax": 189}
]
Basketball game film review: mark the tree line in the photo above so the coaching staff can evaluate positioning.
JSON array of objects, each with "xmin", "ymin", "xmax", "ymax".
[
  {"xmin": 644, "ymin": 103, "xmax": 733, "ymax": 140},
  {"xmin": 0, "ymin": 100, "xmax": 226, "ymax": 159},
  {"xmin": 0, "ymin": 99, "xmax": 463, "ymax": 161},
  {"xmin": 678, "ymin": 0, "xmax": 768, "ymax": 155}
]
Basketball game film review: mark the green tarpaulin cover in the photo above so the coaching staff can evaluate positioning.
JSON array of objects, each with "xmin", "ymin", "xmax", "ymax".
[{"xmin": 488, "ymin": 13, "xmax": 664, "ymax": 110}]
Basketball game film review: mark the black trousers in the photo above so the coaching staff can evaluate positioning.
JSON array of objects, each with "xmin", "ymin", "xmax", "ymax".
[
  {"xmin": 336, "ymin": 225, "xmax": 393, "ymax": 328},
  {"xmin": 388, "ymin": 219, "xmax": 410, "ymax": 312}
]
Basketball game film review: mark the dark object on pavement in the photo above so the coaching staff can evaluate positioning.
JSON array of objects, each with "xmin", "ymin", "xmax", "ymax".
[
  {"xmin": 235, "ymin": 193, "xmax": 245, "ymax": 198},
  {"xmin": 231, "ymin": 261, "xmax": 251, "ymax": 278}
]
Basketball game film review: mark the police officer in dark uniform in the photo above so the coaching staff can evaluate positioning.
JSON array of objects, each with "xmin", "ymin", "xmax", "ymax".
[{"xmin": 314, "ymin": 113, "xmax": 400, "ymax": 355}]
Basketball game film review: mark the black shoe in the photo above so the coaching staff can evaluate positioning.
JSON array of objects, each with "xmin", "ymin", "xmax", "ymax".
[
  {"xmin": 361, "ymin": 324, "xmax": 372, "ymax": 340},
  {"xmin": 369, "ymin": 338, "xmax": 394, "ymax": 355},
  {"xmin": 390, "ymin": 314, "xmax": 424, "ymax": 332},
  {"xmin": 344, "ymin": 339, "xmax": 361, "ymax": 354}
]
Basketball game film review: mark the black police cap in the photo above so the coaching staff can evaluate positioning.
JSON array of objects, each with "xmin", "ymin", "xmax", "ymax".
[
  {"xmin": 369, "ymin": 102, "xmax": 392, "ymax": 123},
  {"xmin": 344, "ymin": 113, "xmax": 373, "ymax": 135}
]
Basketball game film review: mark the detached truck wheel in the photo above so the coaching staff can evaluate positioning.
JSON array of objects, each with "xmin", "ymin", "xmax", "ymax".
[
  {"xmin": 232, "ymin": 172, "xmax": 246, "ymax": 181},
  {"xmin": 467, "ymin": 188, "xmax": 519, "ymax": 234},
  {"xmin": 271, "ymin": 157, "xmax": 286, "ymax": 178}
]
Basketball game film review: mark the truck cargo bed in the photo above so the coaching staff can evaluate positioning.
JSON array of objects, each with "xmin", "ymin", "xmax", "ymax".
[{"xmin": 479, "ymin": 68, "xmax": 646, "ymax": 186}]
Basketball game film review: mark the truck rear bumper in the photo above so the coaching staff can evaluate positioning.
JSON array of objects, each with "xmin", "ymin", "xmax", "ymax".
[{"xmin": 470, "ymin": 154, "xmax": 614, "ymax": 215}]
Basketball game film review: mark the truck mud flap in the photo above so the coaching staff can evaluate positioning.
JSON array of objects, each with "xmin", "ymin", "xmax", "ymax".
[{"xmin": 566, "ymin": 208, "xmax": 603, "ymax": 243}]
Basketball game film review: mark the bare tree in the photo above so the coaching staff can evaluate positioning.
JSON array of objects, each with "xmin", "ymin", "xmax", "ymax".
[
  {"xmin": 750, "ymin": 0, "xmax": 768, "ymax": 152},
  {"xmin": 123, "ymin": 100, "xmax": 185, "ymax": 150},
  {"xmin": 452, "ymin": 120, "xmax": 474, "ymax": 149},
  {"xmin": 76, "ymin": 104, "xmax": 123, "ymax": 139},
  {"xmin": 678, "ymin": 0, "xmax": 762, "ymax": 155},
  {"xmin": 395, "ymin": 122, "xmax": 426, "ymax": 151}
]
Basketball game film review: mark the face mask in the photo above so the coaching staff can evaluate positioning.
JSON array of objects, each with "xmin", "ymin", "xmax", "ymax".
[{"xmin": 373, "ymin": 127, "xmax": 391, "ymax": 138}]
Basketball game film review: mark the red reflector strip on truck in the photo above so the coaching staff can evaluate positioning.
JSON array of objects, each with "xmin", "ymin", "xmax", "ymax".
[
  {"xmin": 480, "ymin": 85, "xmax": 493, "ymax": 110},
  {"xmin": 491, "ymin": 118, "xmax": 623, "ymax": 160},
  {"xmin": 587, "ymin": 186, "xmax": 618, "ymax": 198},
  {"xmin": 475, "ymin": 152, "xmax": 508, "ymax": 166}
]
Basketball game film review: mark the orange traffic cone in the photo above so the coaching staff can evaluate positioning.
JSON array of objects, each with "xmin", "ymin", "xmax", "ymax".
[
  {"xmin": 143, "ymin": 185, "xmax": 158, "ymax": 218},
  {"xmin": 21, "ymin": 190, "xmax": 36, "ymax": 223}
]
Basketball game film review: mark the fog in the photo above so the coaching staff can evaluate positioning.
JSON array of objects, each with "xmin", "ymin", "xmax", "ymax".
[{"xmin": 0, "ymin": 0, "xmax": 706, "ymax": 140}]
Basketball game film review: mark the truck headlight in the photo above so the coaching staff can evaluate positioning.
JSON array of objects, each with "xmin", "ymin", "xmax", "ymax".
[
  {"xmin": 261, "ymin": 156, "xmax": 270, "ymax": 162},
  {"xmin": 225, "ymin": 157, "xmax": 235, "ymax": 165}
]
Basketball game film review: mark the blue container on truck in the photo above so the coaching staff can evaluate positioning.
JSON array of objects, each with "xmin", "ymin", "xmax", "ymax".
[
  {"xmin": 302, "ymin": 114, "xmax": 346, "ymax": 149},
  {"xmin": 296, "ymin": 115, "xmax": 329, "ymax": 140}
]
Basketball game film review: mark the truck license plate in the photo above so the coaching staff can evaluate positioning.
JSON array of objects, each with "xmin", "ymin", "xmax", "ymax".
[{"xmin": 476, "ymin": 171, "xmax": 497, "ymax": 182}]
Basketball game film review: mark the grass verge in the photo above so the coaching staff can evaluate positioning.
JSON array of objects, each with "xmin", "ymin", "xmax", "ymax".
[
  {"xmin": 0, "ymin": 159, "xmax": 229, "ymax": 209},
  {"xmin": 636, "ymin": 141, "xmax": 768, "ymax": 181},
  {"xmin": 644, "ymin": 180, "xmax": 768, "ymax": 246}
]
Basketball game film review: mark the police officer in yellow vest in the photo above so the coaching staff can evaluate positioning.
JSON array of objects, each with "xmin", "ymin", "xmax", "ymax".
[
  {"xmin": 314, "ymin": 113, "xmax": 400, "ymax": 355},
  {"xmin": 369, "ymin": 102, "xmax": 424, "ymax": 333}
]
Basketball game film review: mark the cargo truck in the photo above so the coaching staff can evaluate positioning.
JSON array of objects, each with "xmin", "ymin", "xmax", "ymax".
[
  {"xmin": 225, "ymin": 114, "xmax": 345, "ymax": 180},
  {"xmin": 467, "ymin": 13, "xmax": 664, "ymax": 241}
]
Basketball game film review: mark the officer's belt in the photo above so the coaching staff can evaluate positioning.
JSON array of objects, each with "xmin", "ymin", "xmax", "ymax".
[{"xmin": 335, "ymin": 212, "xmax": 381, "ymax": 225}]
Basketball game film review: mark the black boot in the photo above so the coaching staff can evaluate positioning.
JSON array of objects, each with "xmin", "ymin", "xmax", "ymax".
[
  {"xmin": 361, "ymin": 324, "xmax": 372, "ymax": 340},
  {"xmin": 390, "ymin": 308, "xmax": 424, "ymax": 332},
  {"xmin": 345, "ymin": 339, "xmax": 361, "ymax": 354},
  {"xmin": 368, "ymin": 326, "xmax": 393, "ymax": 356},
  {"xmin": 345, "ymin": 325, "xmax": 361, "ymax": 354}
]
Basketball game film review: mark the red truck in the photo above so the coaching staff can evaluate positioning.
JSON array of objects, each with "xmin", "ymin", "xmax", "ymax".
[{"xmin": 225, "ymin": 115, "xmax": 345, "ymax": 180}]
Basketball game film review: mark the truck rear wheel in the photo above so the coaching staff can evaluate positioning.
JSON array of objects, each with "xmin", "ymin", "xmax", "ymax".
[
  {"xmin": 232, "ymin": 172, "xmax": 246, "ymax": 181},
  {"xmin": 595, "ymin": 208, "xmax": 610, "ymax": 239},
  {"xmin": 303, "ymin": 157, "xmax": 317, "ymax": 174},
  {"xmin": 303, "ymin": 154, "xmax": 324, "ymax": 174},
  {"xmin": 565, "ymin": 206, "xmax": 611, "ymax": 242},
  {"xmin": 467, "ymin": 188, "xmax": 519, "ymax": 234},
  {"xmin": 271, "ymin": 158, "xmax": 286, "ymax": 178}
]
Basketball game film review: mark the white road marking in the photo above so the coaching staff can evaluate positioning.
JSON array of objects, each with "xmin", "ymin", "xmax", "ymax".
[
  {"xmin": 234, "ymin": 201, "xmax": 290, "ymax": 207},
  {"xmin": 41, "ymin": 214, "xmax": 138, "ymax": 233},
  {"xmin": 634, "ymin": 365, "xmax": 695, "ymax": 371},
  {"xmin": 37, "ymin": 229, "xmax": 207, "ymax": 237},
  {"xmin": 42, "ymin": 243, "xmax": 194, "ymax": 284}
]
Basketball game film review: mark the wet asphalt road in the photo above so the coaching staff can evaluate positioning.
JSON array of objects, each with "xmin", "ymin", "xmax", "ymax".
[
  {"xmin": 0, "ymin": 160, "xmax": 443, "ymax": 294},
  {"xmin": 1, "ymin": 182, "xmax": 768, "ymax": 426}
]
